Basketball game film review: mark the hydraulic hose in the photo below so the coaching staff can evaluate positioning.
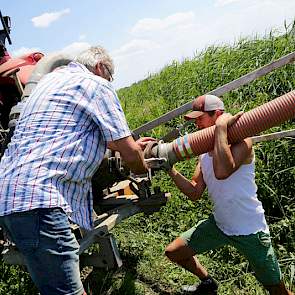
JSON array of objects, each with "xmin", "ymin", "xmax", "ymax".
[
  {"xmin": 5, "ymin": 54, "xmax": 71, "ymax": 152},
  {"xmin": 151, "ymin": 90, "xmax": 295, "ymax": 166},
  {"xmin": 8, "ymin": 54, "xmax": 71, "ymax": 127},
  {"xmin": 20, "ymin": 53, "xmax": 72, "ymax": 102}
]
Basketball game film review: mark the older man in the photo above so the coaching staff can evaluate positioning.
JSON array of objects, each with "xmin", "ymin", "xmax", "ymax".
[{"xmin": 0, "ymin": 46, "xmax": 150, "ymax": 295}]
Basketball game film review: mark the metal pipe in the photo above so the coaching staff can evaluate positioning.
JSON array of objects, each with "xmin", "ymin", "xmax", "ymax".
[
  {"xmin": 133, "ymin": 51, "xmax": 295, "ymax": 136},
  {"xmin": 251, "ymin": 129, "xmax": 295, "ymax": 144}
]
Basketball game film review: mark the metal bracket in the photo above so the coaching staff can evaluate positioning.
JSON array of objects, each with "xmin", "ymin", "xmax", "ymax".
[
  {"xmin": 80, "ymin": 234, "xmax": 122, "ymax": 269},
  {"xmin": 2, "ymin": 244, "xmax": 25, "ymax": 265}
]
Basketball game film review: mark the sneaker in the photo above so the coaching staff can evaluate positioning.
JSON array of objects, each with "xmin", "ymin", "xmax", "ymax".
[{"xmin": 181, "ymin": 277, "xmax": 218, "ymax": 294}]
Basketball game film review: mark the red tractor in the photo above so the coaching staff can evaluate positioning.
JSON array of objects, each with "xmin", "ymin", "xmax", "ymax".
[{"xmin": 0, "ymin": 11, "xmax": 44, "ymax": 154}]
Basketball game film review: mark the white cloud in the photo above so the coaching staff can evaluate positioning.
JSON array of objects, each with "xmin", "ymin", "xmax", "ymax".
[
  {"xmin": 128, "ymin": 12, "xmax": 200, "ymax": 57},
  {"xmin": 112, "ymin": 12, "xmax": 202, "ymax": 88},
  {"xmin": 131, "ymin": 11, "xmax": 195, "ymax": 35},
  {"xmin": 112, "ymin": 1, "xmax": 295, "ymax": 89},
  {"xmin": 58, "ymin": 42, "xmax": 91, "ymax": 58},
  {"xmin": 11, "ymin": 46, "xmax": 41, "ymax": 57},
  {"xmin": 215, "ymin": 0, "xmax": 295, "ymax": 38},
  {"xmin": 79, "ymin": 34, "xmax": 86, "ymax": 41},
  {"xmin": 112, "ymin": 39, "xmax": 160, "ymax": 59},
  {"xmin": 31, "ymin": 9, "xmax": 70, "ymax": 28},
  {"xmin": 214, "ymin": 0, "xmax": 243, "ymax": 7},
  {"xmin": 12, "ymin": 42, "xmax": 90, "ymax": 60}
]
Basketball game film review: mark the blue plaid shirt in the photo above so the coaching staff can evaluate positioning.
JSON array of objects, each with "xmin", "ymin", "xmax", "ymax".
[{"xmin": 0, "ymin": 62, "xmax": 131, "ymax": 229}]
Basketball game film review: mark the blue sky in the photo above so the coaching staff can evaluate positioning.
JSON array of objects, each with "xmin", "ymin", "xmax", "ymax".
[{"xmin": 1, "ymin": 0, "xmax": 294, "ymax": 89}]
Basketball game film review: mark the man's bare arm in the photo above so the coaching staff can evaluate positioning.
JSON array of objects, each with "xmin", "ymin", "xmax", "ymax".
[
  {"xmin": 168, "ymin": 163, "xmax": 206, "ymax": 201},
  {"xmin": 109, "ymin": 136, "xmax": 148, "ymax": 175},
  {"xmin": 213, "ymin": 113, "xmax": 253, "ymax": 179}
]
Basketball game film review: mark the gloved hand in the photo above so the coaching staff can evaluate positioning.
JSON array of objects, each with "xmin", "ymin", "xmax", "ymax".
[
  {"xmin": 144, "ymin": 158, "xmax": 173, "ymax": 172},
  {"xmin": 161, "ymin": 158, "xmax": 173, "ymax": 172}
]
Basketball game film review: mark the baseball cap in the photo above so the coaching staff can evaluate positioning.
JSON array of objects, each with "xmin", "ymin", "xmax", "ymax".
[{"xmin": 184, "ymin": 95, "xmax": 225, "ymax": 120}]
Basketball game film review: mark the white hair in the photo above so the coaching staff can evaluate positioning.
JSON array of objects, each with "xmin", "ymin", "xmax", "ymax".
[{"xmin": 75, "ymin": 46, "xmax": 114, "ymax": 75}]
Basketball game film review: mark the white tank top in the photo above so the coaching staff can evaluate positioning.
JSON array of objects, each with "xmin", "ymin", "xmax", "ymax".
[{"xmin": 200, "ymin": 153, "xmax": 269, "ymax": 235}]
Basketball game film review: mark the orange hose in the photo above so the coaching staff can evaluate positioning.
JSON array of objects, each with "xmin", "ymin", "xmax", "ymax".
[{"xmin": 172, "ymin": 90, "xmax": 295, "ymax": 160}]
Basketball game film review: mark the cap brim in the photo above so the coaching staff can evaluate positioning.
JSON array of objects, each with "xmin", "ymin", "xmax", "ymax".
[{"xmin": 184, "ymin": 111, "xmax": 204, "ymax": 121}]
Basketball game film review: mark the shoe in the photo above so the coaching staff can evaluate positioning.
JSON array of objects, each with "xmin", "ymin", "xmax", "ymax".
[{"xmin": 181, "ymin": 277, "xmax": 218, "ymax": 294}]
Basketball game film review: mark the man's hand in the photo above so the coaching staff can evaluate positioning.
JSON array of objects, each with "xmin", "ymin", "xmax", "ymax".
[
  {"xmin": 213, "ymin": 111, "xmax": 251, "ymax": 179},
  {"xmin": 136, "ymin": 137, "xmax": 157, "ymax": 150},
  {"xmin": 215, "ymin": 111, "xmax": 243, "ymax": 128},
  {"xmin": 109, "ymin": 136, "xmax": 149, "ymax": 175}
]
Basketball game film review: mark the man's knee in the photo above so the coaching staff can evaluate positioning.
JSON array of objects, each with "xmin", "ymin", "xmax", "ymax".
[
  {"xmin": 165, "ymin": 242, "xmax": 177, "ymax": 261},
  {"xmin": 165, "ymin": 237, "xmax": 195, "ymax": 263}
]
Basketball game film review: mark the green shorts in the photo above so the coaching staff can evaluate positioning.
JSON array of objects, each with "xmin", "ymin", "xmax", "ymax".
[{"xmin": 180, "ymin": 215, "xmax": 281, "ymax": 286}]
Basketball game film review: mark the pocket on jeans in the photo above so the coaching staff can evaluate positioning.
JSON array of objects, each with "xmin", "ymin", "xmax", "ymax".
[{"xmin": 6, "ymin": 210, "xmax": 40, "ymax": 254}]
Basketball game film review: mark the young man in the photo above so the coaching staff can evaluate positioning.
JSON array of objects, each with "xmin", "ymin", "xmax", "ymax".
[
  {"xmin": 0, "ymin": 46, "xmax": 151, "ymax": 295},
  {"xmin": 165, "ymin": 95, "xmax": 293, "ymax": 295}
]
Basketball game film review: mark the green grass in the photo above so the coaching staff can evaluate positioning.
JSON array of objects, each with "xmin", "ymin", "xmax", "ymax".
[{"xmin": 1, "ymin": 21, "xmax": 295, "ymax": 294}]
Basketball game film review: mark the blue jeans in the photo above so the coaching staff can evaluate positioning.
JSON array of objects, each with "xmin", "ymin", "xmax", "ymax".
[{"xmin": 0, "ymin": 208, "xmax": 84, "ymax": 295}]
